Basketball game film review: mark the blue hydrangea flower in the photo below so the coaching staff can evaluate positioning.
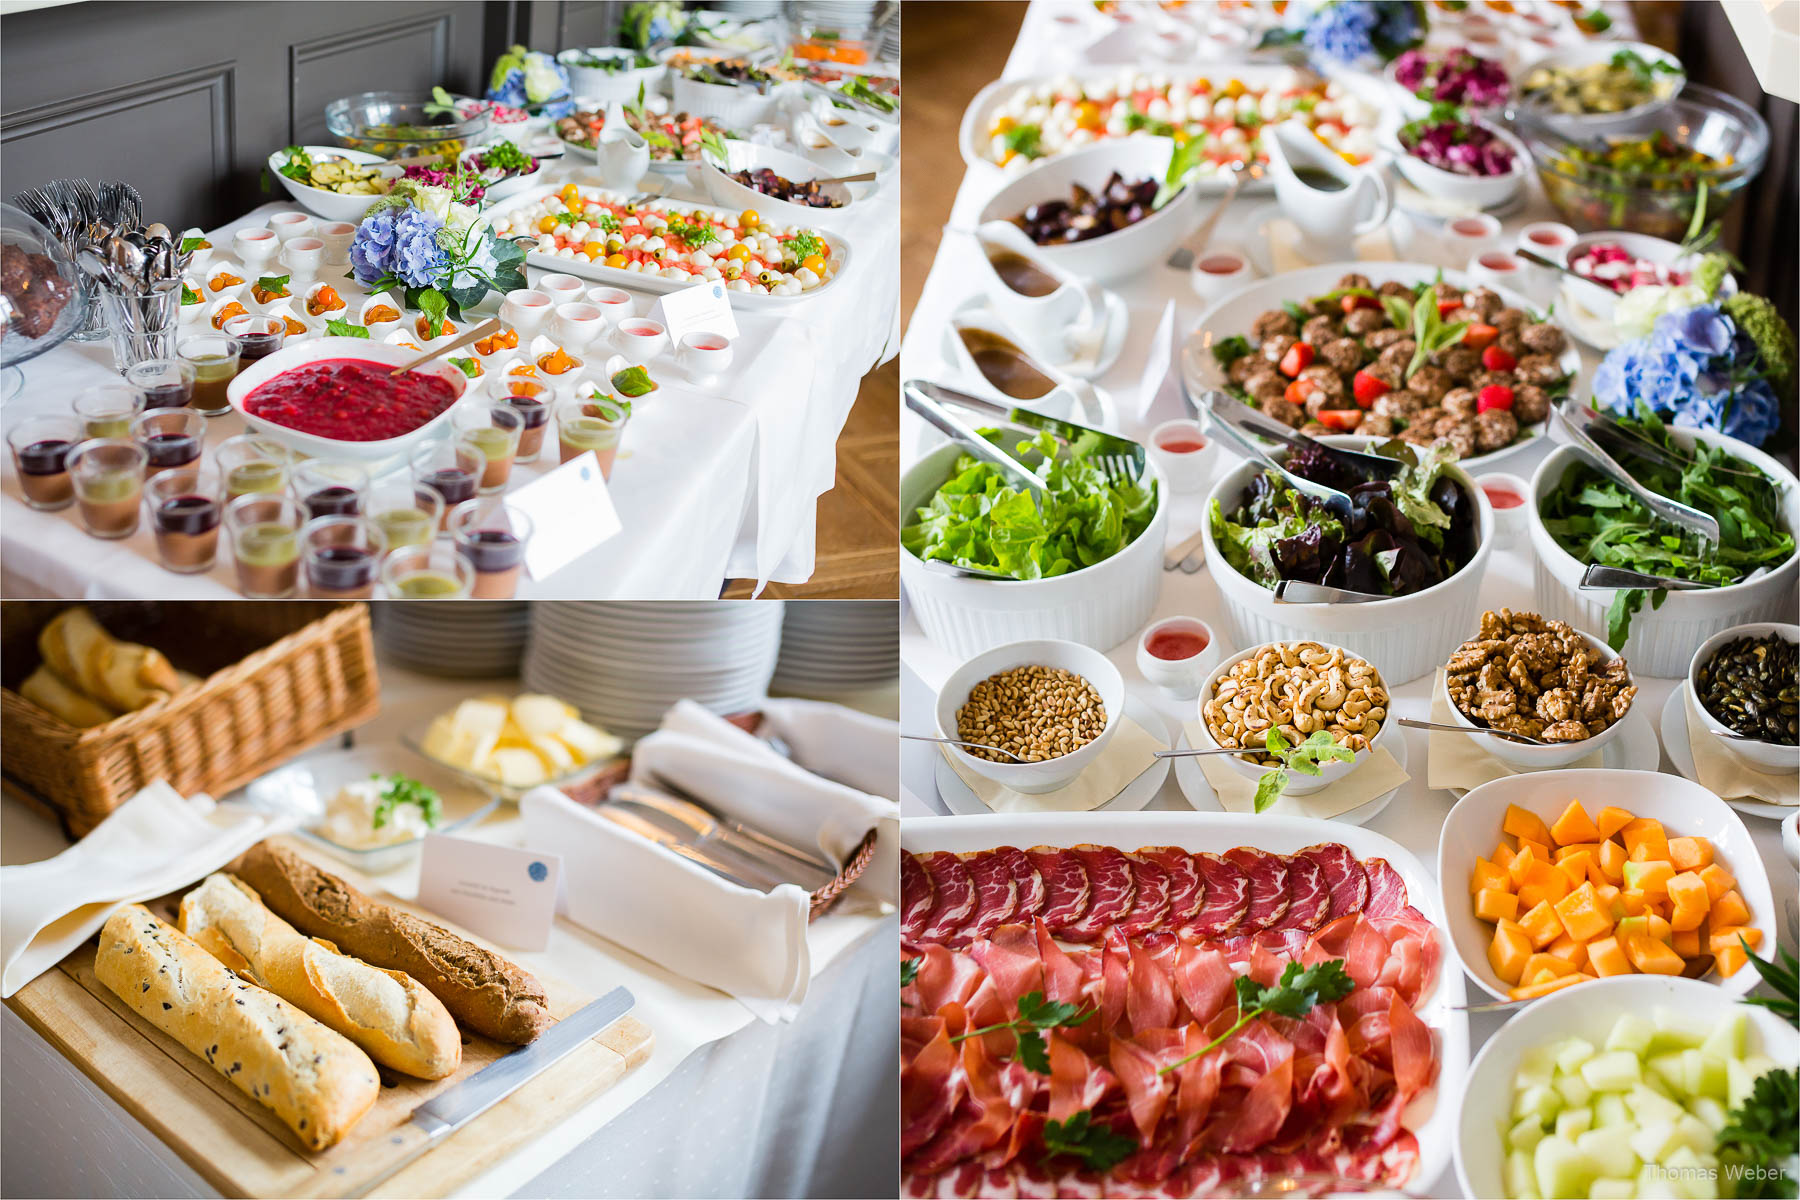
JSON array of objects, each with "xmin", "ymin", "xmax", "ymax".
[
  {"xmin": 1303, "ymin": 2, "xmax": 1380, "ymax": 68},
  {"xmin": 1656, "ymin": 304, "xmax": 1733, "ymax": 358},
  {"xmin": 391, "ymin": 209, "xmax": 449, "ymax": 290},
  {"xmin": 348, "ymin": 209, "xmax": 400, "ymax": 286},
  {"xmin": 487, "ymin": 68, "xmax": 528, "ymax": 109}
]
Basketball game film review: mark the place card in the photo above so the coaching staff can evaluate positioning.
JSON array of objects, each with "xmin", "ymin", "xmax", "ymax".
[
  {"xmin": 508, "ymin": 455, "xmax": 623, "ymax": 581},
  {"xmin": 1133, "ymin": 299, "xmax": 1186, "ymax": 424},
  {"xmin": 417, "ymin": 833, "xmax": 562, "ymax": 951},
  {"xmin": 651, "ymin": 278, "xmax": 740, "ymax": 346}
]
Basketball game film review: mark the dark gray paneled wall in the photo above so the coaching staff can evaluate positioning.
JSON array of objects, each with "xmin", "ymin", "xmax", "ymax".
[{"xmin": 0, "ymin": 1, "xmax": 495, "ymax": 229}]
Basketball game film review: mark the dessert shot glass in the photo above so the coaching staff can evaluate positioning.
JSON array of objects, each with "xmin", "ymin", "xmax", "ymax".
[
  {"xmin": 177, "ymin": 333, "xmax": 242, "ymax": 417},
  {"xmin": 300, "ymin": 515, "xmax": 387, "ymax": 600},
  {"xmin": 68, "ymin": 438, "xmax": 148, "ymax": 539},
  {"xmin": 225, "ymin": 492, "xmax": 304, "ymax": 599},
  {"xmin": 126, "ymin": 357, "xmax": 197, "ymax": 410},
  {"xmin": 409, "ymin": 440, "xmax": 486, "ymax": 528},
  {"xmin": 217, "ymin": 433, "xmax": 293, "ymax": 500},
  {"xmin": 131, "ymin": 407, "xmax": 206, "ymax": 478},
  {"xmin": 382, "ymin": 540, "xmax": 476, "ymax": 599},
  {"xmin": 448, "ymin": 499, "xmax": 534, "ymax": 600},
  {"xmin": 558, "ymin": 393, "xmax": 629, "ymax": 479},
  {"xmin": 72, "ymin": 382, "xmax": 146, "ymax": 439},
  {"xmin": 8, "ymin": 413, "xmax": 82, "ymax": 511},
  {"xmin": 145, "ymin": 465, "xmax": 224, "ymax": 574},
  {"xmin": 365, "ymin": 481, "xmax": 445, "ymax": 551},
  {"xmin": 292, "ymin": 459, "xmax": 370, "ymax": 519},
  {"xmin": 453, "ymin": 401, "xmax": 526, "ymax": 492}
]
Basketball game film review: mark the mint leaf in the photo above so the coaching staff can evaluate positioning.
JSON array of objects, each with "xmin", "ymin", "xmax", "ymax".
[
  {"xmin": 610, "ymin": 366, "xmax": 657, "ymax": 398},
  {"xmin": 325, "ymin": 318, "xmax": 370, "ymax": 339},
  {"xmin": 179, "ymin": 235, "xmax": 207, "ymax": 255}
]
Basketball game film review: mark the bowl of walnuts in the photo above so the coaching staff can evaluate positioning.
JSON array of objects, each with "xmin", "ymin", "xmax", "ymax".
[{"xmin": 1443, "ymin": 609, "xmax": 1637, "ymax": 769}]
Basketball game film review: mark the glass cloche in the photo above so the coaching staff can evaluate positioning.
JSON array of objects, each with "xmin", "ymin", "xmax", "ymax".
[{"xmin": 1, "ymin": 201, "xmax": 82, "ymax": 371}]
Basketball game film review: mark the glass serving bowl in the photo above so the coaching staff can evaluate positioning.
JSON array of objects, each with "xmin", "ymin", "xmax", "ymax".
[
  {"xmin": 1516, "ymin": 85, "xmax": 1771, "ymax": 238},
  {"xmin": 324, "ymin": 91, "xmax": 490, "ymax": 162}
]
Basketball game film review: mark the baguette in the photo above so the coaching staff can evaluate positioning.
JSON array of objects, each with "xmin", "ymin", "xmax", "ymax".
[
  {"xmin": 234, "ymin": 843, "xmax": 552, "ymax": 1044},
  {"xmin": 180, "ymin": 873, "xmax": 462, "ymax": 1079},
  {"xmin": 94, "ymin": 905, "xmax": 380, "ymax": 1151},
  {"xmin": 39, "ymin": 607, "xmax": 181, "ymax": 712}
]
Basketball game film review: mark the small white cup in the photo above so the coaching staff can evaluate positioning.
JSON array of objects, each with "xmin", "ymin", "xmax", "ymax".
[
  {"xmin": 612, "ymin": 317, "xmax": 669, "ymax": 366},
  {"xmin": 1136, "ymin": 616, "xmax": 1222, "ymax": 702},
  {"xmin": 1516, "ymin": 221, "xmax": 1577, "ymax": 306},
  {"xmin": 1147, "ymin": 419, "xmax": 1218, "ymax": 495},
  {"xmin": 316, "ymin": 221, "xmax": 356, "ymax": 266},
  {"xmin": 536, "ymin": 273, "xmax": 586, "ymax": 304},
  {"xmin": 233, "ymin": 227, "xmax": 279, "ymax": 267},
  {"xmin": 585, "ymin": 286, "xmax": 635, "ymax": 324},
  {"xmin": 677, "ymin": 330, "xmax": 733, "ymax": 382},
  {"xmin": 267, "ymin": 212, "xmax": 315, "ymax": 242},
  {"xmin": 1473, "ymin": 471, "xmax": 1530, "ymax": 551},
  {"xmin": 500, "ymin": 289, "xmax": 554, "ymax": 339},
  {"xmin": 1467, "ymin": 249, "xmax": 1527, "ymax": 296},
  {"xmin": 281, "ymin": 236, "xmax": 324, "ymax": 282},
  {"xmin": 1441, "ymin": 213, "xmax": 1501, "ymax": 269},
  {"xmin": 551, "ymin": 302, "xmax": 606, "ymax": 351},
  {"xmin": 1189, "ymin": 251, "xmax": 1255, "ymax": 305}
]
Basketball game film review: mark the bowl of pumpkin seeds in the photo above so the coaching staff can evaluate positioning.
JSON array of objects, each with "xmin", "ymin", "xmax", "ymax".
[
  {"xmin": 1688, "ymin": 622, "xmax": 1800, "ymax": 773},
  {"xmin": 267, "ymin": 145, "xmax": 401, "ymax": 223}
]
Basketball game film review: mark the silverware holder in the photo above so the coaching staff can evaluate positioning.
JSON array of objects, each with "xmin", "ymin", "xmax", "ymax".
[{"xmin": 99, "ymin": 286, "xmax": 182, "ymax": 371}]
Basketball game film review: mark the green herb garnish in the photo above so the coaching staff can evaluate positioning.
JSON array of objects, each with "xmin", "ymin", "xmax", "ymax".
[
  {"xmin": 1250, "ymin": 729, "xmax": 1357, "ymax": 813},
  {"xmin": 610, "ymin": 366, "xmax": 656, "ymax": 398},
  {"xmin": 276, "ymin": 146, "xmax": 314, "ymax": 184},
  {"xmin": 783, "ymin": 230, "xmax": 827, "ymax": 265},
  {"xmin": 839, "ymin": 75, "xmax": 896, "ymax": 114},
  {"xmin": 951, "ymin": 989, "xmax": 1094, "ymax": 1075},
  {"xmin": 1154, "ymin": 130, "xmax": 1209, "ymax": 211},
  {"xmin": 1718, "ymin": 1068, "xmax": 1797, "ymax": 1198},
  {"xmin": 1739, "ymin": 938, "xmax": 1798, "ymax": 1025},
  {"xmin": 179, "ymin": 235, "xmax": 207, "ymax": 255},
  {"xmin": 325, "ymin": 318, "xmax": 370, "ymax": 339},
  {"xmin": 1001, "ymin": 123, "xmax": 1042, "ymax": 160},
  {"xmin": 254, "ymin": 274, "xmax": 290, "ymax": 296},
  {"xmin": 449, "ymin": 357, "xmax": 479, "ymax": 378},
  {"xmin": 369, "ymin": 772, "xmax": 443, "ymax": 829},
  {"xmin": 180, "ymin": 283, "xmax": 201, "ymax": 306},
  {"xmin": 900, "ymin": 958, "xmax": 920, "ymax": 987},
  {"xmin": 1041, "ymin": 1111, "xmax": 1137, "ymax": 1173},
  {"xmin": 1210, "ymin": 334, "xmax": 1253, "ymax": 368},
  {"xmin": 665, "ymin": 218, "xmax": 719, "ymax": 248},
  {"xmin": 1404, "ymin": 289, "xmax": 1470, "ymax": 380},
  {"xmin": 1160, "ymin": 960, "xmax": 1354, "ymax": 1075},
  {"xmin": 478, "ymin": 139, "xmax": 534, "ymax": 174}
]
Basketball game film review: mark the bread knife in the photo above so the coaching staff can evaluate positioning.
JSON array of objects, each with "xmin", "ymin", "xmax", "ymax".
[{"xmin": 307, "ymin": 986, "xmax": 636, "ymax": 1198}]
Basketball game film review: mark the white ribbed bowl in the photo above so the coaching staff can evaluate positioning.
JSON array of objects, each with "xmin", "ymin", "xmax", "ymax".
[
  {"xmin": 935, "ymin": 639, "xmax": 1127, "ymax": 794},
  {"xmin": 900, "ymin": 441, "xmax": 1168, "ymax": 658},
  {"xmin": 1201, "ymin": 437, "xmax": 1493, "ymax": 685},
  {"xmin": 669, "ymin": 74, "xmax": 778, "ymax": 127},
  {"xmin": 1528, "ymin": 426, "xmax": 1800, "ymax": 679}
]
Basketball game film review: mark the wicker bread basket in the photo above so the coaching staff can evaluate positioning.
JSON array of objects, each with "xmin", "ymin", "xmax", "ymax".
[{"xmin": 2, "ymin": 602, "xmax": 380, "ymax": 837}]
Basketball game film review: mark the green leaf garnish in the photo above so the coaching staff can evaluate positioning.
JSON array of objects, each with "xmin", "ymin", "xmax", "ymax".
[
  {"xmin": 1160, "ymin": 960, "xmax": 1354, "ymax": 1075},
  {"xmin": 325, "ymin": 318, "xmax": 370, "ymax": 339},
  {"xmin": 610, "ymin": 366, "xmax": 657, "ymax": 398},
  {"xmin": 1041, "ymin": 1111, "xmax": 1136, "ymax": 1173},
  {"xmin": 368, "ymin": 772, "xmax": 442, "ymax": 829},
  {"xmin": 951, "ymin": 988, "xmax": 1095, "ymax": 1075}
]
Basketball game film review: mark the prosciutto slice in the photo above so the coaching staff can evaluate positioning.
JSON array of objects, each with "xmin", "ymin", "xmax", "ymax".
[
  {"xmin": 1302, "ymin": 842, "xmax": 1370, "ymax": 924},
  {"xmin": 1058, "ymin": 846, "xmax": 1136, "ymax": 943},
  {"xmin": 991, "ymin": 846, "xmax": 1046, "ymax": 922},
  {"xmin": 1115, "ymin": 853, "xmax": 1171, "ymax": 938},
  {"xmin": 957, "ymin": 851, "xmax": 1019, "ymax": 945},
  {"xmin": 1189, "ymin": 852, "xmax": 1250, "ymax": 937},
  {"xmin": 1025, "ymin": 848, "xmax": 1090, "ymax": 932},
  {"xmin": 917, "ymin": 852, "xmax": 979, "ymax": 944},
  {"xmin": 1222, "ymin": 848, "xmax": 1290, "ymax": 933},
  {"xmin": 902, "ymin": 851, "xmax": 937, "ymax": 944}
]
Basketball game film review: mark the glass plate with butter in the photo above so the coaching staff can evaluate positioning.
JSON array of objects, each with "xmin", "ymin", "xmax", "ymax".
[{"xmin": 400, "ymin": 692, "xmax": 626, "ymax": 803}]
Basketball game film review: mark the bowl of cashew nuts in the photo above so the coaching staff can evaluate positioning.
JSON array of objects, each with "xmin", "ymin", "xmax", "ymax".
[{"xmin": 1196, "ymin": 640, "xmax": 1394, "ymax": 796}]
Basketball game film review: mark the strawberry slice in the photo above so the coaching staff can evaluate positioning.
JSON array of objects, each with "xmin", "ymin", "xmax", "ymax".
[
  {"xmin": 1463, "ymin": 323, "xmax": 1500, "ymax": 351},
  {"xmin": 1481, "ymin": 345, "xmax": 1517, "ymax": 372},
  {"xmin": 1285, "ymin": 378, "xmax": 1317, "ymax": 407},
  {"xmin": 1315, "ymin": 408, "xmax": 1362, "ymax": 431}
]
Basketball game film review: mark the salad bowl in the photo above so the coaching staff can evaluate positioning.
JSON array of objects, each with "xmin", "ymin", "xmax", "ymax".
[
  {"xmin": 1528, "ymin": 426, "xmax": 1800, "ymax": 678},
  {"xmin": 265, "ymin": 146, "xmax": 400, "ymax": 223}
]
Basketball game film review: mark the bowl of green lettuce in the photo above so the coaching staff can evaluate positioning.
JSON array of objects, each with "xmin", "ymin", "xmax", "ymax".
[{"xmin": 899, "ymin": 430, "xmax": 1166, "ymax": 658}]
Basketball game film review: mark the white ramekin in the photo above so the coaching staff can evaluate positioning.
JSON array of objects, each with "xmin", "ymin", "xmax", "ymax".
[
  {"xmin": 1528, "ymin": 428, "xmax": 1800, "ymax": 679},
  {"xmin": 1685, "ymin": 621, "xmax": 1800, "ymax": 774},
  {"xmin": 1444, "ymin": 626, "xmax": 1636, "ymax": 769},
  {"xmin": 1136, "ymin": 616, "xmax": 1221, "ymax": 701},
  {"xmin": 900, "ymin": 441, "xmax": 1169, "ymax": 658},
  {"xmin": 935, "ymin": 639, "xmax": 1127, "ymax": 794},
  {"xmin": 1201, "ymin": 437, "xmax": 1494, "ymax": 685}
]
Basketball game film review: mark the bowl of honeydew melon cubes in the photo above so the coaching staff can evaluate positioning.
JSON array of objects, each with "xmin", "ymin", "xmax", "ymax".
[
  {"xmin": 410, "ymin": 693, "xmax": 624, "ymax": 800},
  {"xmin": 1456, "ymin": 974, "xmax": 1798, "ymax": 1200}
]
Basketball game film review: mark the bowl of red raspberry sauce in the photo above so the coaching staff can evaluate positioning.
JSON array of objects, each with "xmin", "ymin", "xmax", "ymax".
[{"xmin": 228, "ymin": 337, "xmax": 468, "ymax": 461}]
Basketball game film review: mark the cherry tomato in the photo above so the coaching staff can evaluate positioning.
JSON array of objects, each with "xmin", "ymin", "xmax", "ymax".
[
  {"xmin": 605, "ymin": 253, "xmax": 628, "ymax": 269},
  {"xmin": 1278, "ymin": 341, "xmax": 1314, "ymax": 379},
  {"xmin": 584, "ymin": 243, "xmax": 605, "ymax": 260},
  {"xmin": 1075, "ymin": 100, "xmax": 1103, "ymax": 131},
  {"xmin": 1315, "ymin": 408, "xmax": 1362, "ymax": 431},
  {"xmin": 739, "ymin": 210, "xmax": 761, "ymax": 231},
  {"xmin": 1481, "ymin": 345, "xmax": 1518, "ymax": 372},
  {"xmin": 801, "ymin": 255, "xmax": 826, "ymax": 275},
  {"xmin": 536, "ymin": 216, "xmax": 558, "ymax": 235},
  {"xmin": 1351, "ymin": 369, "xmax": 1389, "ymax": 408},
  {"xmin": 725, "ymin": 244, "xmax": 753, "ymax": 262},
  {"xmin": 560, "ymin": 183, "xmax": 581, "ymax": 207}
]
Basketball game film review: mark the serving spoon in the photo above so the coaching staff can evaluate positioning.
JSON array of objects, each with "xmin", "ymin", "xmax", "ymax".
[
  {"xmin": 1397, "ymin": 717, "xmax": 1551, "ymax": 746},
  {"xmin": 900, "ymin": 734, "xmax": 1033, "ymax": 763},
  {"xmin": 387, "ymin": 317, "xmax": 503, "ymax": 377}
]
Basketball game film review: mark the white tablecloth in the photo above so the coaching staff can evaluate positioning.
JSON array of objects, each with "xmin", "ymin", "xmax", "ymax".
[
  {"xmin": 0, "ymin": 661, "xmax": 897, "ymax": 1198},
  {"xmin": 2, "ymin": 155, "xmax": 898, "ymax": 599},
  {"xmin": 898, "ymin": 6, "xmax": 1794, "ymax": 1199}
]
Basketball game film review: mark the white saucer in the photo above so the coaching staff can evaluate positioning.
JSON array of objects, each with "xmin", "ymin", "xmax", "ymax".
[
  {"xmin": 933, "ymin": 691, "xmax": 1173, "ymax": 817},
  {"xmin": 1060, "ymin": 289, "xmax": 1131, "ymax": 381},
  {"xmin": 1443, "ymin": 701, "xmax": 1661, "ymax": 800},
  {"xmin": 1660, "ymin": 687, "xmax": 1797, "ymax": 821},
  {"xmin": 1171, "ymin": 724, "xmax": 1409, "ymax": 826}
]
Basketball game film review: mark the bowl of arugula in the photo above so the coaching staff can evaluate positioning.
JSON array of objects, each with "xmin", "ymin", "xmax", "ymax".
[
  {"xmin": 899, "ymin": 432, "xmax": 1166, "ymax": 659},
  {"xmin": 1529, "ymin": 411, "xmax": 1799, "ymax": 678}
]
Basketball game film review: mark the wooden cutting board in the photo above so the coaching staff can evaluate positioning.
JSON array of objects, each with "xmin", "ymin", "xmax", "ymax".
[{"xmin": 4, "ymin": 838, "xmax": 654, "ymax": 1199}]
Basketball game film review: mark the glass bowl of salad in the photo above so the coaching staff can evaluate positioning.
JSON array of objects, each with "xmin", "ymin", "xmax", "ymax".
[
  {"xmin": 1517, "ymin": 85, "xmax": 1769, "ymax": 237},
  {"xmin": 325, "ymin": 91, "xmax": 489, "ymax": 161}
]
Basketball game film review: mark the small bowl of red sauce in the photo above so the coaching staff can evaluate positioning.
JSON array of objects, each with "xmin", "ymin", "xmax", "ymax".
[
  {"xmin": 1136, "ymin": 615, "xmax": 1221, "ymax": 701},
  {"xmin": 1475, "ymin": 470, "xmax": 1529, "ymax": 551},
  {"xmin": 227, "ymin": 337, "xmax": 468, "ymax": 461},
  {"xmin": 1147, "ymin": 418, "xmax": 1217, "ymax": 495}
]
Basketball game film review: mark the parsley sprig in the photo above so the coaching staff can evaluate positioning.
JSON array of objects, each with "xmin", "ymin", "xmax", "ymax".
[
  {"xmin": 1041, "ymin": 1111, "xmax": 1137, "ymax": 1173},
  {"xmin": 664, "ymin": 218, "xmax": 719, "ymax": 249},
  {"xmin": 1252, "ymin": 729, "xmax": 1356, "ymax": 813},
  {"xmin": 1717, "ymin": 1068, "xmax": 1797, "ymax": 1198},
  {"xmin": 1159, "ymin": 960, "xmax": 1354, "ymax": 1075},
  {"xmin": 900, "ymin": 958, "xmax": 920, "ymax": 987},
  {"xmin": 783, "ymin": 230, "xmax": 826, "ymax": 266},
  {"xmin": 369, "ymin": 772, "xmax": 442, "ymax": 830},
  {"xmin": 950, "ymin": 989, "xmax": 1094, "ymax": 1074}
]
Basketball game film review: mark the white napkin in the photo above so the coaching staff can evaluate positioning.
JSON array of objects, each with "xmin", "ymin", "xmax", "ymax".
[
  {"xmin": 943, "ymin": 715, "xmax": 1170, "ymax": 813},
  {"xmin": 519, "ymin": 699, "xmax": 899, "ymax": 1021},
  {"xmin": 1, "ymin": 781, "xmax": 289, "ymax": 998},
  {"xmin": 1132, "ymin": 299, "xmax": 1189, "ymax": 426}
]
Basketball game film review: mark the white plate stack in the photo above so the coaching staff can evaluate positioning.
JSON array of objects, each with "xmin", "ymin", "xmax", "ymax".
[
  {"xmin": 374, "ymin": 602, "xmax": 530, "ymax": 678},
  {"xmin": 522, "ymin": 601, "xmax": 786, "ymax": 739},
  {"xmin": 770, "ymin": 601, "xmax": 898, "ymax": 696}
]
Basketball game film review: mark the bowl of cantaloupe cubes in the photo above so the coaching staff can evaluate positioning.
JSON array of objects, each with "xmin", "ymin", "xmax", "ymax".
[
  {"xmin": 1455, "ymin": 974, "xmax": 1800, "ymax": 1200},
  {"xmin": 1438, "ymin": 768, "xmax": 1776, "ymax": 1002}
]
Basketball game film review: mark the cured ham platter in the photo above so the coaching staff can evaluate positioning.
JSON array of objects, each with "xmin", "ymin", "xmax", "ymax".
[{"xmin": 900, "ymin": 813, "xmax": 1468, "ymax": 1198}]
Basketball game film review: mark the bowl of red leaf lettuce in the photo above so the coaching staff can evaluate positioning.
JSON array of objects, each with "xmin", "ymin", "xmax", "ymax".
[
  {"xmin": 1528, "ymin": 406, "xmax": 1799, "ymax": 677},
  {"xmin": 900, "ymin": 430, "xmax": 1167, "ymax": 658},
  {"xmin": 1203, "ymin": 436, "xmax": 1493, "ymax": 684}
]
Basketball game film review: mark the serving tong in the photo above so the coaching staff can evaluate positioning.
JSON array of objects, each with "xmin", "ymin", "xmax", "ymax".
[
  {"xmin": 1197, "ymin": 389, "xmax": 1364, "ymax": 524},
  {"xmin": 1557, "ymin": 405, "xmax": 1721, "ymax": 544}
]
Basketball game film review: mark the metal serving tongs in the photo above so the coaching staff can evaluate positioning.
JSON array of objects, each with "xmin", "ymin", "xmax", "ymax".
[
  {"xmin": 903, "ymin": 379, "xmax": 1046, "ymax": 581},
  {"xmin": 1557, "ymin": 405, "xmax": 1721, "ymax": 544},
  {"xmin": 1203, "ymin": 389, "xmax": 1400, "ymax": 481},
  {"xmin": 1197, "ymin": 390, "xmax": 1360, "ymax": 523},
  {"xmin": 916, "ymin": 378, "xmax": 1147, "ymax": 487}
]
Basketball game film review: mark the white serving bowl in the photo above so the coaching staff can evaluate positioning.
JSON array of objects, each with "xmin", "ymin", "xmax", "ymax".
[
  {"xmin": 899, "ymin": 440, "xmax": 1169, "ymax": 659},
  {"xmin": 1454, "ymin": 974, "xmax": 1800, "ymax": 1200},
  {"xmin": 557, "ymin": 48, "xmax": 665, "ymax": 105},
  {"xmin": 1388, "ymin": 116, "xmax": 1530, "ymax": 211},
  {"xmin": 1202, "ymin": 436, "xmax": 1494, "ymax": 685},
  {"xmin": 669, "ymin": 71, "xmax": 778, "ymax": 128},
  {"xmin": 1195, "ymin": 640, "xmax": 1395, "ymax": 796},
  {"xmin": 689, "ymin": 139, "xmax": 864, "ymax": 233},
  {"xmin": 1556, "ymin": 229, "xmax": 1739, "ymax": 344},
  {"xmin": 1686, "ymin": 621, "xmax": 1800, "ymax": 774},
  {"xmin": 1436, "ymin": 768, "xmax": 1778, "ymax": 1002},
  {"xmin": 1512, "ymin": 41, "xmax": 1686, "ymax": 133},
  {"xmin": 266, "ymin": 146, "xmax": 400, "ymax": 223},
  {"xmin": 933, "ymin": 638, "xmax": 1127, "ymax": 795},
  {"xmin": 973, "ymin": 138, "xmax": 1204, "ymax": 284},
  {"xmin": 226, "ymin": 337, "xmax": 467, "ymax": 463},
  {"xmin": 1444, "ymin": 625, "xmax": 1637, "ymax": 769},
  {"xmin": 1528, "ymin": 427, "xmax": 1800, "ymax": 678}
]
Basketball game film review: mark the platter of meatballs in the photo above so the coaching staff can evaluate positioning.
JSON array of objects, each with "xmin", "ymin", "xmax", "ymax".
[{"xmin": 1186, "ymin": 264, "xmax": 1578, "ymax": 468}]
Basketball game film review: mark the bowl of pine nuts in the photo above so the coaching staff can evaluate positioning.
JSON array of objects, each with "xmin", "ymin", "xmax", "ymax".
[
  {"xmin": 934, "ymin": 638, "xmax": 1127, "ymax": 794},
  {"xmin": 1197, "ymin": 640, "xmax": 1393, "ymax": 796}
]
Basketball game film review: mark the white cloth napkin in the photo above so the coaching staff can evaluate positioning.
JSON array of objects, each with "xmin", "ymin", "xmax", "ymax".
[
  {"xmin": 943, "ymin": 715, "xmax": 1170, "ymax": 813},
  {"xmin": 1, "ymin": 781, "xmax": 289, "ymax": 998},
  {"xmin": 520, "ymin": 699, "xmax": 898, "ymax": 1022},
  {"xmin": 1132, "ymin": 299, "xmax": 1186, "ymax": 425}
]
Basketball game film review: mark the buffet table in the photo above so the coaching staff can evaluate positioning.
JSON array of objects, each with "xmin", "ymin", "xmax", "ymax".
[
  {"xmin": 899, "ymin": 5, "xmax": 1796, "ymax": 1198},
  {"xmin": 1, "ymin": 158, "xmax": 899, "ymax": 599},
  {"xmin": 1, "ymin": 661, "xmax": 898, "ymax": 1199}
]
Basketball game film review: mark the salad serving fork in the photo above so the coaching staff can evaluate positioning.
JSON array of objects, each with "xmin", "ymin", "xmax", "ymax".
[{"xmin": 915, "ymin": 379, "xmax": 1146, "ymax": 488}]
